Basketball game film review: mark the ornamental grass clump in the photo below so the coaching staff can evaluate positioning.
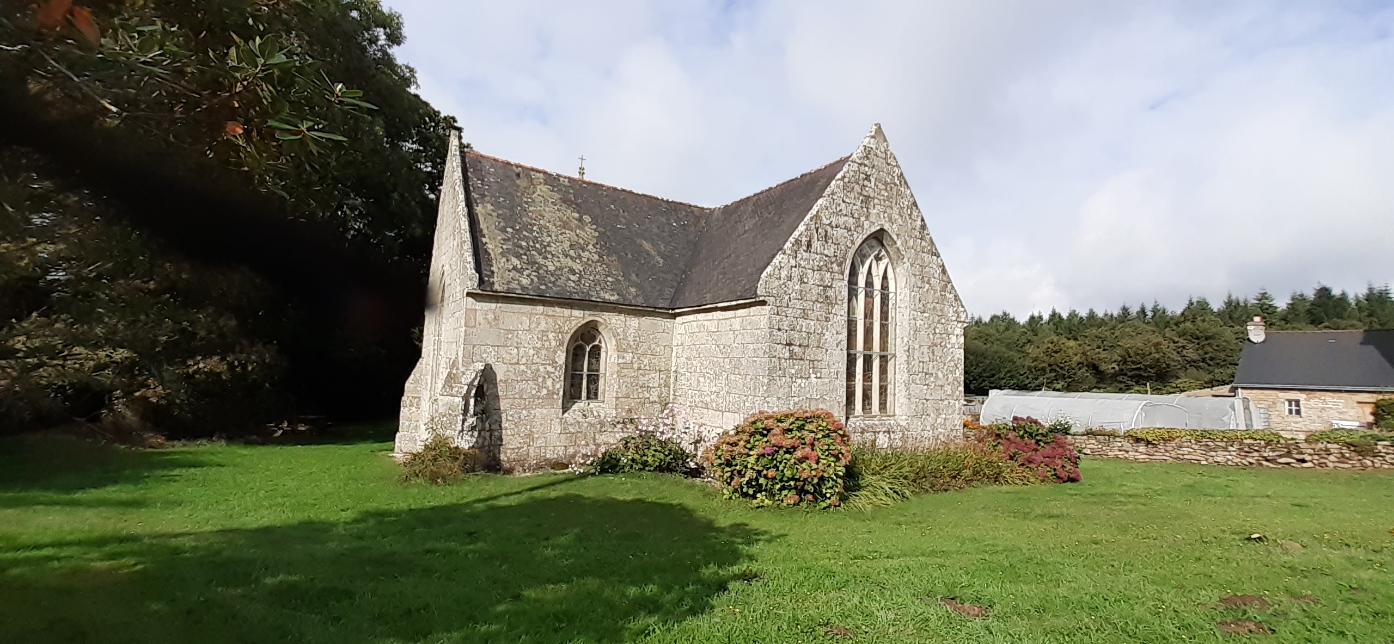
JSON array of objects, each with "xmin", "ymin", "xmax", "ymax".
[
  {"xmin": 845, "ymin": 444, "xmax": 1035, "ymax": 509},
  {"xmin": 706, "ymin": 409, "xmax": 852, "ymax": 508},
  {"xmin": 400, "ymin": 435, "xmax": 485, "ymax": 485}
]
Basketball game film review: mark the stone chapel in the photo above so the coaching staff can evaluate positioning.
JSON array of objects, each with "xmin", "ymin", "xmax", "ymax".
[{"xmin": 395, "ymin": 124, "xmax": 966, "ymax": 470}]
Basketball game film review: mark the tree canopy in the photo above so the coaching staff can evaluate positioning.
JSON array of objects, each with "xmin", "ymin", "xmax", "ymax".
[
  {"xmin": 965, "ymin": 284, "xmax": 1394, "ymax": 396},
  {"xmin": 0, "ymin": 0, "xmax": 455, "ymax": 435}
]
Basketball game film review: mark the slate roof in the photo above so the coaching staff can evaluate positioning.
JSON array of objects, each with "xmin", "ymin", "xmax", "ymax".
[
  {"xmin": 1234, "ymin": 330, "xmax": 1394, "ymax": 391},
  {"xmin": 463, "ymin": 150, "xmax": 847, "ymax": 309}
]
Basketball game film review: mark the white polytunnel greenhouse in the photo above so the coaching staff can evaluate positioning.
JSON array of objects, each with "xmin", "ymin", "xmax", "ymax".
[{"xmin": 979, "ymin": 390, "xmax": 1266, "ymax": 433}]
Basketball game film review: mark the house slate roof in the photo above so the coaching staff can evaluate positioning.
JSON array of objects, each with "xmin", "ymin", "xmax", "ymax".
[
  {"xmin": 1234, "ymin": 329, "xmax": 1394, "ymax": 391},
  {"xmin": 463, "ymin": 150, "xmax": 847, "ymax": 309}
]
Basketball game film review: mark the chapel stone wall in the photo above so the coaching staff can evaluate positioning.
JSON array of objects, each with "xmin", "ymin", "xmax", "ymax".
[
  {"xmin": 455, "ymin": 294, "xmax": 673, "ymax": 468},
  {"xmin": 670, "ymin": 304, "xmax": 772, "ymax": 432},
  {"xmin": 758, "ymin": 126, "xmax": 966, "ymax": 448},
  {"xmin": 397, "ymin": 133, "xmax": 478, "ymax": 454}
]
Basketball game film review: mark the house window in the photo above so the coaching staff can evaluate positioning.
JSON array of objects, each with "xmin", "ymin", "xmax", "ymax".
[
  {"xmin": 1285, "ymin": 399, "xmax": 1302, "ymax": 417},
  {"xmin": 846, "ymin": 236, "xmax": 895, "ymax": 417},
  {"xmin": 566, "ymin": 327, "xmax": 603, "ymax": 402}
]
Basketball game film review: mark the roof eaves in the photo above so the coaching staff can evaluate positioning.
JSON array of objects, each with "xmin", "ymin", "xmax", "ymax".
[{"xmin": 1234, "ymin": 383, "xmax": 1394, "ymax": 392}]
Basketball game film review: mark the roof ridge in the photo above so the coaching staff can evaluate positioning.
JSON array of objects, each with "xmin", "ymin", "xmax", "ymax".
[
  {"xmin": 667, "ymin": 155, "xmax": 850, "ymax": 307},
  {"xmin": 709, "ymin": 154, "xmax": 853, "ymax": 210},
  {"xmin": 463, "ymin": 149, "xmax": 709, "ymax": 211}
]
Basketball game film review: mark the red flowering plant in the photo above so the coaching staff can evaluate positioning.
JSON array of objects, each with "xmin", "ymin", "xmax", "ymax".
[
  {"xmin": 976, "ymin": 416, "xmax": 1081, "ymax": 483},
  {"xmin": 705, "ymin": 409, "xmax": 853, "ymax": 508}
]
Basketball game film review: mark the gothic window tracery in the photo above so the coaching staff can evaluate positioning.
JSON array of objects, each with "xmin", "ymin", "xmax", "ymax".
[
  {"xmin": 566, "ymin": 326, "xmax": 603, "ymax": 402},
  {"xmin": 846, "ymin": 236, "xmax": 895, "ymax": 416}
]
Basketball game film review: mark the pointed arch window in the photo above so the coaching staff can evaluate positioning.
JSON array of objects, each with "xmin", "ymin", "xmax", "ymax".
[
  {"xmin": 566, "ymin": 326, "xmax": 603, "ymax": 402},
  {"xmin": 847, "ymin": 236, "xmax": 894, "ymax": 416}
]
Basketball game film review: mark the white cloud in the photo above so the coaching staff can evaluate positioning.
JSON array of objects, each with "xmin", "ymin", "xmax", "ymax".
[{"xmin": 387, "ymin": 0, "xmax": 1394, "ymax": 316}]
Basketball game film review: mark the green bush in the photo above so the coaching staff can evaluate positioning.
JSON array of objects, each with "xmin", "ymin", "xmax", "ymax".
[
  {"xmin": 1124, "ymin": 429, "xmax": 1286, "ymax": 444},
  {"xmin": 706, "ymin": 409, "xmax": 852, "ymax": 508},
  {"xmin": 990, "ymin": 416, "xmax": 1071, "ymax": 444},
  {"xmin": 400, "ymin": 435, "xmax": 484, "ymax": 485},
  {"xmin": 845, "ymin": 444, "xmax": 1035, "ymax": 508},
  {"xmin": 1375, "ymin": 398, "xmax": 1394, "ymax": 430},
  {"xmin": 1307, "ymin": 429, "xmax": 1394, "ymax": 457},
  {"xmin": 592, "ymin": 433, "xmax": 692, "ymax": 475}
]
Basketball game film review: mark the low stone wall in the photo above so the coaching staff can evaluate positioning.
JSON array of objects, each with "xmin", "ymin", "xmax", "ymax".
[{"xmin": 1072, "ymin": 435, "xmax": 1394, "ymax": 469}]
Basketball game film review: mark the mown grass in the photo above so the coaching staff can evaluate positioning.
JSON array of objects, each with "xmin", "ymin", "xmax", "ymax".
[{"xmin": 2, "ymin": 427, "xmax": 1392, "ymax": 643}]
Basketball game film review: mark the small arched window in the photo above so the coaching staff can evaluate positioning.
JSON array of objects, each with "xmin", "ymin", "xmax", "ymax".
[
  {"xmin": 846, "ymin": 236, "xmax": 894, "ymax": 416},
  {"xmin": 566, "ymin": 326, "xmax": 603, "ymax": 402}
]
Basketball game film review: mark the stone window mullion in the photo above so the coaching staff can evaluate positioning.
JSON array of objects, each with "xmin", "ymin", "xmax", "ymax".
[
  {"xmin": 565, "ymin": 326, "xmax": 604, "ymax": 404},
  {"xmin": 846, "ymin": 236, "xmax": 896, "ymax": 418}
]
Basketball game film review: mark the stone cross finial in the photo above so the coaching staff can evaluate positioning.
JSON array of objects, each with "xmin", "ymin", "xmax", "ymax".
[{"xmin": 578, "ymin": 154, "xmax": 586, "ymax": 180}]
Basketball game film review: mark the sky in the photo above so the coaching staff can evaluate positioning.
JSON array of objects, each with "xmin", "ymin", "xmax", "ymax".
[{"xmin": 384, "ymin": 0, "xmax": 1394, "ymax": 318}]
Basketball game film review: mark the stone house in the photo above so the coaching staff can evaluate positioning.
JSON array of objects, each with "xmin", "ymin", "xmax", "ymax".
[
  {"xmin": 395, "ymin": 125, "xmax": 966, "ymax": 469},
  {"xmin": 1234, "ymin": 317, "xmax": 1394, "ymax": 436}
]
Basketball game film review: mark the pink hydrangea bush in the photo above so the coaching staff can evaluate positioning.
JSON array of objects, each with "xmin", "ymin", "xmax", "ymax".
[{"xmin": 706, "ymin": 409, "xmax": 852, "ymax": 508}]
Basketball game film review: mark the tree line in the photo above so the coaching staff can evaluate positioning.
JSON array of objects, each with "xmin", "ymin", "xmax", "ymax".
[
  {"xmin": 1, "ymin": 0, "xmax": 453, "ymax": 436},
  {"xmin": 965, "ymin": 285, "xmax": 1394, "ymax": 396}
]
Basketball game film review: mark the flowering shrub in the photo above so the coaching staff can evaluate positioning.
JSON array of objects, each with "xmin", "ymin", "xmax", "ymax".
[
  {"xmin": 976, "ymin": 425, "xmax": 1081, "ymax": 483},
  {"xmin": 706, "ymin": 409, "xmax": 852, "ymax": 508},
  {"xmin": 997, "ymin": 416, "xmax": 1071, "ymax": 444},
  {"xmin": 592, "ymin": 433, "xmax": 692, "ymax": 474}
]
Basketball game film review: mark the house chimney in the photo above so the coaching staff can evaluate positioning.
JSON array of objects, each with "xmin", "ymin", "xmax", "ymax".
[{"xmin": 1246, "ymin": 316, "xmax": 1266, "ymax": 343}]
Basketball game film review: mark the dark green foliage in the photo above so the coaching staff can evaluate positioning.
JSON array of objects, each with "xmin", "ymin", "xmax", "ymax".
[
  {"xmin": 0, "ymin": 150, "xmax": 287, "ymax": 433},
  {"xmin": 1125, "ymin": 429, "xmax": 1286, "ymax": 444},
  {"xmin": 965, "ymin": 284, "xmax": 1394, "ymax": 395},
  {"xmin": 1306, "ymin": 430, "xmax": 1394, "ymax": 457},
  {"xmin": 399, "ymin": 435, "xmax": 484, "ymax": 485},
  {"xmin": 964, "ymin": 339, "xmax": 1031, "ymax": 393},
  {"xmin": 707, "ymin": 409, "xmax": 852, "ymax": 508},
  {"xmin": 989, "ymin": 416, "xmax": 1070, "ymax": 444},
  {"xmin": 0, "ymin": 1, "xmax": 455, "ymax": 435},
  {"xmin": 845, "ymin": 444, "xmax": 1035, "ymax": 508},
  {"xmin": 1374, "ymin": 399, "xmax": 1394, "ymax": 430},
  {"xmin": 592, "ymin": 433, "xmax": 692, "ymax": 475}
]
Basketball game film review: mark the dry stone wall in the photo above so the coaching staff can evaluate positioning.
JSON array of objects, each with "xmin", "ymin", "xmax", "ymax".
[{"xmin": 1074, "ymin": 435, "xmax": 1394, "ymax": 469}]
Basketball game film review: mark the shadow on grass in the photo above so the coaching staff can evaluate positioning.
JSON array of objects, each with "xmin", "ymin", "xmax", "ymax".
[
  {"xmin": 0, "ymin": 492, "xmax": 763, "ymax": 643},
  {"xmin": 234, "ymin": 421, "xmax": 400, "ymax": 446},
  {"xmin": 0, "ymin": 434, "xmax": 212, "ymax": 506}
]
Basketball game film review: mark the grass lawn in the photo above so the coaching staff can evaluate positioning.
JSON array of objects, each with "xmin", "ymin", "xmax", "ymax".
[{"xmin": 2, "ymin": 428, "xmax": 1392, "ymax": 643}]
